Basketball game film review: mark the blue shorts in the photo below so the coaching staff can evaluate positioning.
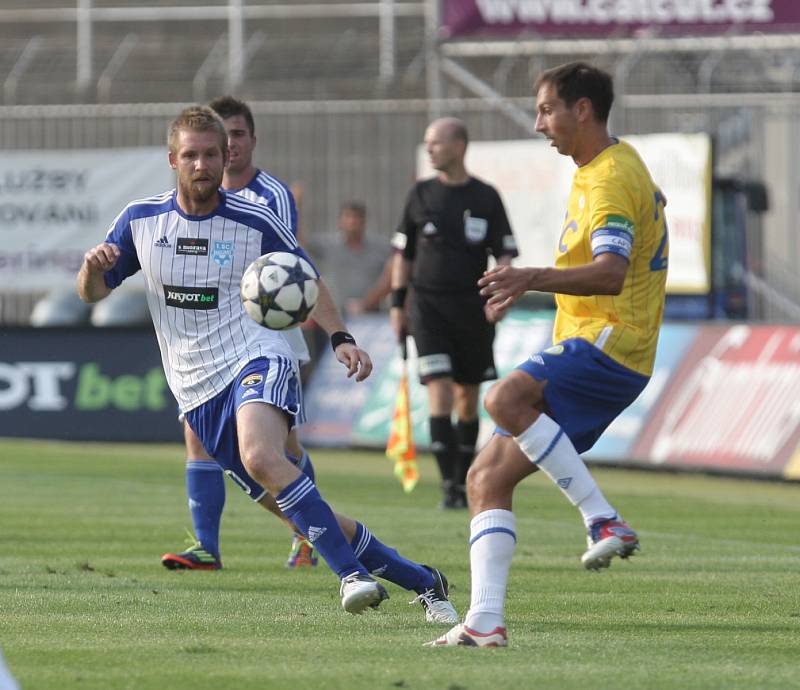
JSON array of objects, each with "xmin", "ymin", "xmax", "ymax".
[
  {"xmin": 185, "ymin": 356, "xmax": 301, "ymax": 501},
  {"xmin": 177, "ymin": 371, "xmax": 307, "ymax": 426},
  {"xmin": 500, "ymin": 338, "xmax": 649, "ymax": 454}
]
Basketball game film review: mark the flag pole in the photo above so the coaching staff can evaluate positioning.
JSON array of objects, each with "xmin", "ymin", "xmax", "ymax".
[{"xmin": 385, "ymin": 332, "xmax": 419, "ymax": 493}]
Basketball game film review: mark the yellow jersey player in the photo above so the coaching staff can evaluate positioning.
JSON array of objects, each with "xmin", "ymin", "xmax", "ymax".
[{"xmin": 429, "ymin": 61, "xmax": 668, "ymax": 648}]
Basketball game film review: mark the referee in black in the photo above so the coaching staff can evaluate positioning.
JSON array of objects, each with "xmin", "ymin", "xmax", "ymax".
[{"xmin": 390, "ymin": 117, "xmax": 518, "ymax": 509}]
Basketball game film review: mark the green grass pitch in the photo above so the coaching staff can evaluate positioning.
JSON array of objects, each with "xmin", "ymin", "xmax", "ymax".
[{"xmin": 1, "ymin": 439, "xmax": 799, "ymax": 690}]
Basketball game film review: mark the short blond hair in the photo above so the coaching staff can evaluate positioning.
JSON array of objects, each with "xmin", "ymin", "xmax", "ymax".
[{"xmin": 168, "ymin": 105, "xmax": 228, "ymax": 153}]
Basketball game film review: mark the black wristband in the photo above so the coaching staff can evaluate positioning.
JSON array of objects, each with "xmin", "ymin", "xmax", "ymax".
[
  {"xmin": 330, "ymin": 331, "xmax": 356, "ymax": 351},
  {"xmin": 391, "ymin": 287, "xmax": 408, "ymax": 309}
]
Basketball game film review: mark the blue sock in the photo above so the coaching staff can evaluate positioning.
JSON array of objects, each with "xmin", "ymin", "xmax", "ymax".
[
  {"xmin": 275, "ymin": 475, "xmax": 366, "ymax": 580},
  {"xmin": 186, "ymin": 460, "xmax": 225, "ymax": 558},
  {"xmin": 351, "ymin": 522, "xmax": 432, "ymax": 593},
  {"xmin": 286, "ymin": 449, "xmax": 316, "ymax": 484}
]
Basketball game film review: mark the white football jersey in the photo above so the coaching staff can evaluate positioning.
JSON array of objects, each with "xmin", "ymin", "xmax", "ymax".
[
  {"xmin": 231, "ymin": 170, "xmax": 310, "ymax": 365},
  {"xmin": 103, "ymin": 189, "xmax": 315, "ymax": 413}
]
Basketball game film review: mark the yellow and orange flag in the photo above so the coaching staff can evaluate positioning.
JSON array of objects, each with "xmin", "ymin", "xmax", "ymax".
[{"xmin": 385, "ymin": 339, "xmax": 419, "ymax": 493}]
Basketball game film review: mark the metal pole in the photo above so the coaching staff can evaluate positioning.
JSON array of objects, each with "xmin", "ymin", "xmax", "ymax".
[
  {"xmin": 424, "ymin": 0, "xmax": 442, "ymax": 120},
  {"xmin": 194, "ymin": 35, "xmax": 227, "ymax": 103},
  {"xmin": 97, "ymin": 33, "xmax": 138, "ymax": 103},
  {"xmin": 440, "ymin": 57, "xmax": 536, "ymax": 134},
  {"xmin": 379, "ymin": 0, "xmax": 395, "ymax": 82},
  {"xmin": 3, "ymin": 37, "xmax": 42, "ymax": 105},
  {"xmin": 227, "ymin": 0, "xmax": 244, "ymax": 93},
  {"xmin": 76, "ymin": 0, "xmax": 92, "ymax": 99}
]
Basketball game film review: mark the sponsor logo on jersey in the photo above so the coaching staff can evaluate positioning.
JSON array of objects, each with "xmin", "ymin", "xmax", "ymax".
[
  {"xmin": 241, "ymin": 387, "xmax": 259, "ymax": 398},
  {"xmin": 241, "ymin": 374, "xmax": 263, "ymax": 387},
  {"xmin": 163, "ymin": 285, "xmax": 218, "ymax": 310},
  {"xmin": 176, "ymin": 237, "xmax": 209, "ymax": 256},
  {"xmin": 422, "ymin": 221, "xmax": 438, "ymax": 236},
  {"xmin": 605, "ymin": 214, "xmax": 635, "ymax": 234},
  {"xmin": 212, "ymin": 240, "xmax": 235, "ymax": 267},
  {"xmin": 154, "ymin": 235, "xmax": 171, "ymax": 248}
]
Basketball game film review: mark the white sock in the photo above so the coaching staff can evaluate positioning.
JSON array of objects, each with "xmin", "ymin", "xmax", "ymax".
[
  {"xmin": 464, "ymin": 509, "xmax": 516, "ymax": 633},
  {"xmin": 514, "ymin": 414, "xmax": 616, "ymax": 527}
]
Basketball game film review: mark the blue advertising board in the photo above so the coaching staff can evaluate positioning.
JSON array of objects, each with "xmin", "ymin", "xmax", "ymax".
[
  {"xmin": 0, "ymin": 328, "xmax": 180, "ymax": 442},
  {"xmin": 302, "ymin": 315, "xmax": 700, "ymax": 467},
  {"xmin": 585, "ymin": 323, "xmax": 699, "ymax": 462}
]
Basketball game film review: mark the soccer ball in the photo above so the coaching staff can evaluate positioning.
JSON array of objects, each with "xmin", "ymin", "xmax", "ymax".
[{"xmin": 240, "ymin": 251, "xmax": 319, "ymax": 330}]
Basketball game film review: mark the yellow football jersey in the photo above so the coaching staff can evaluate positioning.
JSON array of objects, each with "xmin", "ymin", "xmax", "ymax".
[{"xmin": 553, "ymin": 139, "xmax": 668, "ymax": 376}]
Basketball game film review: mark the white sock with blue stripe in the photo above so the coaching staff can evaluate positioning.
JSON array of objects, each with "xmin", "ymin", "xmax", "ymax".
[
  {"xmin": 514, "ymin": 414, "xmax": 615, "ymax": 527},
  {"xmin": 464, "ymin": 509, "xmax": 516, "ymax": 633}
]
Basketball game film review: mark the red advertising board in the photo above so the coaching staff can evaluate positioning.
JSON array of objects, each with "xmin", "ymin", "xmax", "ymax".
[
  {"xmin": 441, "ymin": 1, "xmax": 800, "ymax": 39},
  {"xmin": 632, "ymin": 324, "xmax": 800, "ymax": 478}
]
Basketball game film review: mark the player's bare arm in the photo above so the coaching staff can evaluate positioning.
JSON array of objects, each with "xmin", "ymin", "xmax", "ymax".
[
  {"xmin": 355, "ymin": 255, "xmax": 393, "ymax": 314},
  {"xmin": 479, "ymin": 253, "xmax": 628, "ymax": 310},
  {"xmin": 77, "ymin": 242, "xmax": 120, "ymax": 303},
  {"xmin": 313, "ymin": 278, "xmax": 373, "ymax": 382}
]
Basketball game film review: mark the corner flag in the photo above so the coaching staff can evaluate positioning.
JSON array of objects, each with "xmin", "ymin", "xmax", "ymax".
[{"xmin": 385, "ymin": 338, "xmax": 418, "ymax": 493}]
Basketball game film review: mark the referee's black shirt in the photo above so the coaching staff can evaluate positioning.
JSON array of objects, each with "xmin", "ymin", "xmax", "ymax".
[{"xmin": 393, "ymin": 176, "xmax": 518, "ymax": 294}]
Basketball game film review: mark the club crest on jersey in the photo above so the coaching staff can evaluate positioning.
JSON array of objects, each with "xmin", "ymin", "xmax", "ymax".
[
  {"xmin": 241, "ymin": 374, "xmax": 263, "ymax": 387},
  {"xmin": 212, "ymin": 241, "xmax": 235, "ymax": 267},
  {"xmin": 464, "ymin": 215, "xmax": 488, "ymax": 243},
  {"xmin": 544, "ymin": 345, "xmax": 564, "ymax": 356}
]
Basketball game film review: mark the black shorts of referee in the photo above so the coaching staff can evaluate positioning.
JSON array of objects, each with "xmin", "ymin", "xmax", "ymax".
[{"xmin": 410, "ymin": 288, "xmax": 497, "ymax": 385}]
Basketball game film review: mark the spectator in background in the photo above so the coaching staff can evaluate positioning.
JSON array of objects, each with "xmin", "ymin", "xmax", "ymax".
[{"xmin": 308, "ymin": 202, "xmax": 392, "ymax": 317}]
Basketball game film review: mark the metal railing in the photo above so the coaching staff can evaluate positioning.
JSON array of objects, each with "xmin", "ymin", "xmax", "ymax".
[
  {"xmin": 0, "ymin": 1, "xmax": 426, "ymax": 103},
  {"xmin": 1, "ymin": 95, "xmax": 799, "ymax": 324}
]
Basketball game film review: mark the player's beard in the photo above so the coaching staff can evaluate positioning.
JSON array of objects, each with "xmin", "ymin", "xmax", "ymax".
[{"xmin": 180, "ymin": 174, "xmax": 221, "ymax": 205}]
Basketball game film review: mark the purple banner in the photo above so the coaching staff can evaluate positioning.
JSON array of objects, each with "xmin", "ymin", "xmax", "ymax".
[{"xmin": 441, "ymin": 0, "xmax": 800, "ymax": 39}]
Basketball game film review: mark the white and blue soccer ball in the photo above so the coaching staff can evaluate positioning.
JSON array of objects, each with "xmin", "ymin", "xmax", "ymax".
[{"xmin": 240, "ymin": 251, "xmax": 319, "ymax": 330}]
